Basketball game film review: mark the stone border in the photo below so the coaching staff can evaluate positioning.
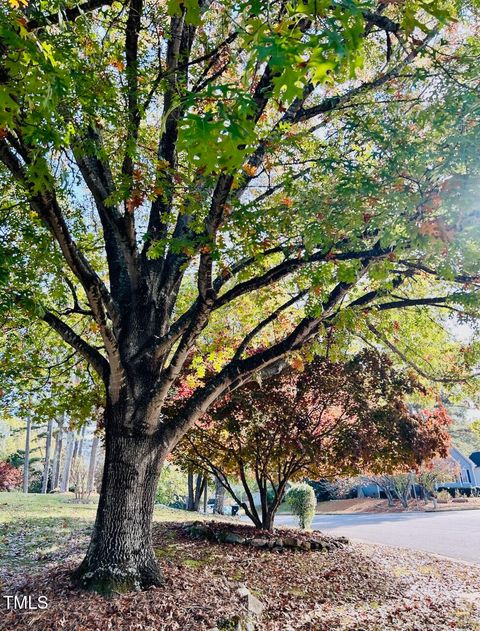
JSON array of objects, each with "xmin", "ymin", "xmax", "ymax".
[{"xmin": 182, "ymin": 521, "xmax": 348, "ymax": 552}]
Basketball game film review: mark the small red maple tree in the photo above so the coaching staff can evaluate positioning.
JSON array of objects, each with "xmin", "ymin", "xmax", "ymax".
[
  {"xmin": 175, "ymin": 350, "xmax": 451, "ymax": 529},
  {"xmin": 0, "ymin": 461, "xmax": 22, "ymax": 491}
]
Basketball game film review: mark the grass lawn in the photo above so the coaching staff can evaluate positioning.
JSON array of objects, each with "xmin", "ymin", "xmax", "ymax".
[
  {"xmin": 1, "ymin": 493, "xmax": 480, "ymax": 630},
  {"xmin": 0, "ymin": 492, "xmax": 194, "ymax": 576}
]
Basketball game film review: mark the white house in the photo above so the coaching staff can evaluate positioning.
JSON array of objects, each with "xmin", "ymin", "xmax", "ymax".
[{"xmin": 448, "ymin": 446, "xmax": 480, "ymax": 486}]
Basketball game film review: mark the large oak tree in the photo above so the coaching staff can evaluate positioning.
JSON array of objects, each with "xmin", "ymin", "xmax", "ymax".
[{"xmin": 0, "ymin": 0, "xmax": 479, "ymax": 593}]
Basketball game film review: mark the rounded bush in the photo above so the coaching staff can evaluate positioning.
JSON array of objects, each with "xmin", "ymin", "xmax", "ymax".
[{"xmin": 286, "ymin": 483, "xmax": 317, "ymax": 529}]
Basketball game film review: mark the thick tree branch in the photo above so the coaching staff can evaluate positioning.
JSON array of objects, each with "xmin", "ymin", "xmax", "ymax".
[
  {"xmin": 0, "ymin": 140, "xmax": 116, "ymax": 323},
  {"xmin": 233, "ymin": 289, "xmax": 309, "ymax": 361},
  {"xmin": 163, "ymin": 269, "xmax": 371, "ymax": 443},
  {"xmin": 122, "ymin": 0, "xmax": 143, "ymax": 182},
  {"xmin": 41, "ymin": 310, "xmax": 109, "ymax": 380},
  {"xmin": 72, "ymin": 128, "xmax": 139, "ymax": 305}
]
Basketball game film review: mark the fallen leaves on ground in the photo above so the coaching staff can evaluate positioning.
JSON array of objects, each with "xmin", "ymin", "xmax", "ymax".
[{"xmin": 1, "ymin": 521, "xmax": 479, "ymax": 630}]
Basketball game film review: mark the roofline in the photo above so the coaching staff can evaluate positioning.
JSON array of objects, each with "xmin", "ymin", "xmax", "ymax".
[{"xmin": 450, "ymin": 445, "xmax": 478, "ymax": 468}]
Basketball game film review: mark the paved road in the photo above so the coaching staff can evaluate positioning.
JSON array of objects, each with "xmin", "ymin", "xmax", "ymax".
[{"xmin": 275, "ymin": 511, "xmax": 480, "ymax": 564}]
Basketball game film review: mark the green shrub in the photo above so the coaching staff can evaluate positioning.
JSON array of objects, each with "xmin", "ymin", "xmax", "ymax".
[
  {"xmin": 286, "ymin": 483, "xmax": 317, "ymax": 529},
  {"xmin": 436, "ymin": 490, "xmax": 451, "ymax": 502},
  {"xmin": 156, "ymin": 464, "xmax": 187, "ymax": 506}
]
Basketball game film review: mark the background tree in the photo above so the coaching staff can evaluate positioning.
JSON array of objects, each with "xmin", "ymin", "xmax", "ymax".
[
  {"xmin": 40, "ymin": 418, "xmax": 54, "ymax": 493},
  {"xmin": 0, "ymin": 460, "xmax": 22, "ymax": 491},
  {"xmin": 0, "ymin": 0, "xmax": 479, "ymax": 592},
  {"xmin": 186, "ymin": 468, "xmax": 207, "ymax": 512},
  {"xmin": 414, "ymin": 458, "xmax": 460, "ymax": 508},
  {"xmin": 155, "ymin": 462, "xmax": 187, "ymax": 507},
  {"xmin": 177, "ymin": 351, "xmax": 452, "ymax": 529}
]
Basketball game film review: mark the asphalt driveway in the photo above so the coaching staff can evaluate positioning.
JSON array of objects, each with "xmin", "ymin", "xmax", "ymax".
[{"xmin": 275, "ymin": 511, "xmax": 480, "ymax": 564}]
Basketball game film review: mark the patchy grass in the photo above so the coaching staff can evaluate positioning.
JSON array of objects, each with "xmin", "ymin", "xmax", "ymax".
[
  {"xmin": 0, "ymin": 492, "xmax": 200, "ymax": 578},
  {"xmin": 1, "ymin": 493, "xmax": 480, "ymax": 630}
]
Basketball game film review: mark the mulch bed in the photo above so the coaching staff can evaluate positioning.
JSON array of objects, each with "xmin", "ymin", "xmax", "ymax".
[{"xmin": 1, "ymin": 521, "xmax": 480, "ymax": 631}]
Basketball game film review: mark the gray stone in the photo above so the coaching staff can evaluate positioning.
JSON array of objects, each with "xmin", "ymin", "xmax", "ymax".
[
  {"xmin": 246, "ymin": 593, "xmax": 264, "ymax": 616},
  {"xmin": 250, "ymin": 538, "xmax": 269, "ymax": 547},
  {"xmin": 224, "ymin": 532, "xmax": 246, "ymax": 545},
  {"xmin": 300, "ymin": 541, "xmax": 311, "ymax": 551},
  {"xmin": 283, "ymin": 536, "xmax": 301, "ymax": 548},
  {"xmin": 188, "ymin": 522, "xmax": 214, "ymax": 539},
  {"xmin": 237, "ymin": 586, "xmax": 265, "ymax": 617}
]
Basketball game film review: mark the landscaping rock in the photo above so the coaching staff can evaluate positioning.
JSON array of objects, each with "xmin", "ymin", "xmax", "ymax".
[
  {"xmin": 250, "ymin": 538, "xmax": 269, "ymax": 547},
  {"xmin": 216, "ymin": 615, "xmax": 256, "ymax": 631},
  {"xmin": 181, "ymin": 520, "xmax": 346, "ymax": 554},
  {"xmin": 237, "ymin": 586, "xmax": 265, "ymax": 616},
  {"xmin": 187, "ymin": 521, "xmax": 214, "ymax": 539},
  {"xmin": 224, "ymin": 532, "xmax": 246, "ymax": 545}
]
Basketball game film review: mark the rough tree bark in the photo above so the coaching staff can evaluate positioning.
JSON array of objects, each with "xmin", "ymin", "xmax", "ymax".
[
  {"xmin": 41, "ymin": 418, "xmax": 54, "ymax": 494},
  {"xmin": 73, "ymin": 432, "xmax": 166, "ymax": 592}
]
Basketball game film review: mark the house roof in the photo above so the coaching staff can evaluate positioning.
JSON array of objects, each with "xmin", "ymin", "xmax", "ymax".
[
  {"xmin": 469, "ymin": 452, "xmax": 480, "ymax": 467},
  {"xmin": 450, "ymin": 446, "xmax": 477, "ymax": 468}
]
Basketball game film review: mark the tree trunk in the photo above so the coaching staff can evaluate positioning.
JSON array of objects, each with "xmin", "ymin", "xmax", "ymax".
[
  {"xmin": 203, "ymin": 476, "xmax": 208, "ymax": 513},
  {"xmin": 41, "ymin": 418, "xmax": 54, "ymax": 494},
  {"xmin": 194, "ymin": 474, "xmax": 206, "ymax": 511},
  {"xmin": 87, "ymin": 435, "xmax": 99, "ymax": 495},
  {"xmin": 77, "ymin": 424, "xmax": 87, "ymax": 461},
  {"xmin": 187, "ymin": 471, "xmax": 205, "ymax": 511},
  {"xmin": 72, "ymin": 435, "xmax": 80, "ymax": 466},
  {"xmin": 23, "ymin": 415, "xmax": 31, "ymax": 494},
  {"xmin": 384, "ymin": 488, "xmax": 395, "ymax": 507},
  {"xmin": 187, "ymin": 469, "xmax": 194, "ymax": 510},
  {"xmin": 261, "ymin": 511, "xmax": 274, "ymax": 530},
  {"xmin": 73, "ymin": 432, "xmax": 165, "ymax": 594},
  {"xmin": 52, "ymin": 419, "xmax": 64, "ymax": 490},
  {"xmin": 60, "ymin": 431, "xmax": 75, "ymax": 492},
  {"xmin": 258, "ymin": 479, "xmax": 269, "ymax": 529},
  {"xmin": 213, "ymin": 476, "xmax": 225, "ymax": 514}
]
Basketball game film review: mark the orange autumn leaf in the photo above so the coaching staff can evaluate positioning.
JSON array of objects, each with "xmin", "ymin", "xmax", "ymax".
[
  {"xmin": 418, "ymin": 220, "xmax": 454, "ymax": 242},
  {"xmin": 242, "ymin": 164, "xmax": 257, "ymax": 177},
  {"xmin": 290, "ymin": 357, "xmax": 305, "ymax": 372},
  {"xmin": 111, "ymin": 59, "xmax": 125, "ymax": 71},
  {"xmin": 126, "ymin": 190, "xmax": 145, "ymax": 213}
]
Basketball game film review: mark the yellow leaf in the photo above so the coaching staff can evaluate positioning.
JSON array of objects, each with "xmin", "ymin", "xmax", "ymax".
[{"xmin": 9, "ymin": 0, "xmax": 28, "ymax": 8}]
